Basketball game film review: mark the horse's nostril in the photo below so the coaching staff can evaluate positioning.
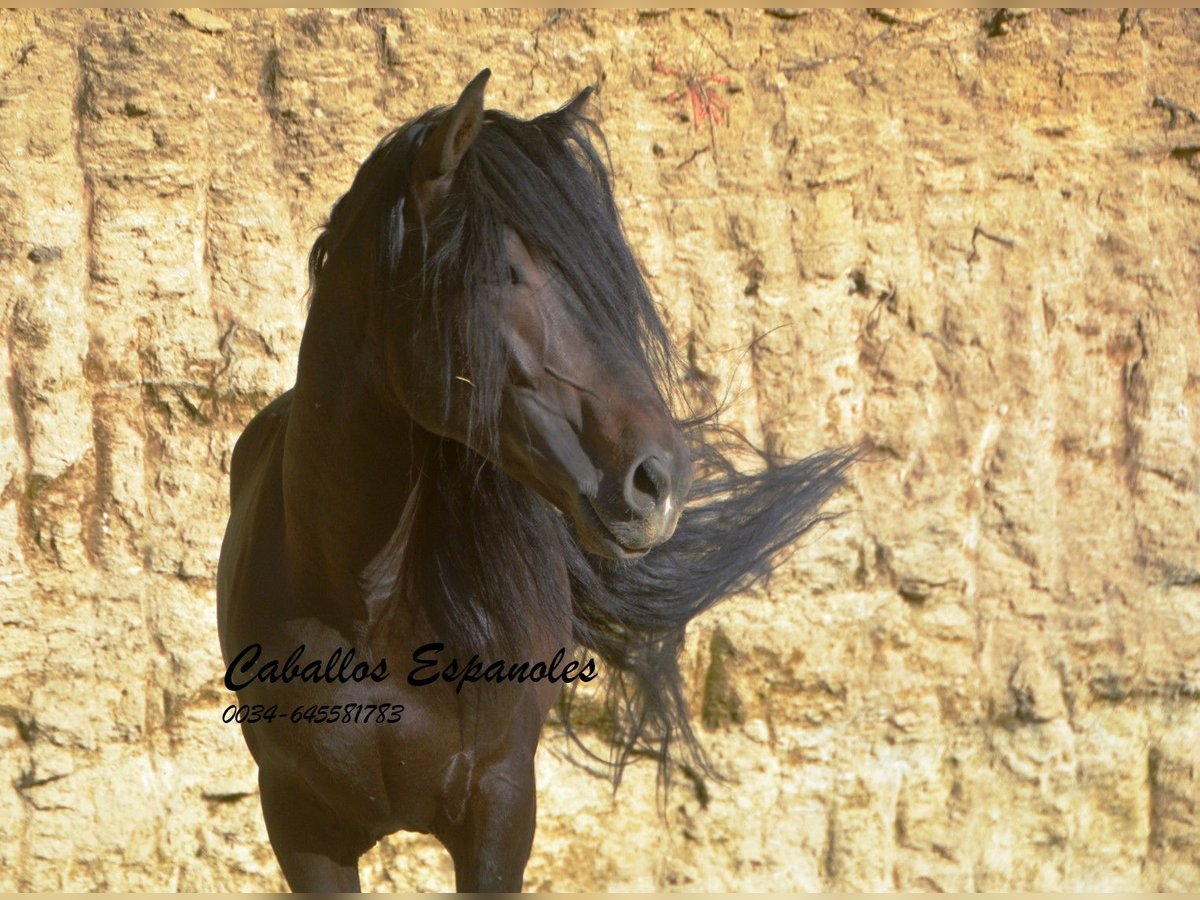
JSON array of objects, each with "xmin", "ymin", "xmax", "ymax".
[{"xmin": 627, "ymin": 454, "xmax": 669, "ymax": 514}]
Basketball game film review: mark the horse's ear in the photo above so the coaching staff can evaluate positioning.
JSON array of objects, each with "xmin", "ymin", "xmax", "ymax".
[
  {"xmin": 560, "ymin": 85, "xmax": 594, "ymax": 120},
  {"xmin": 410, "ymin": 68, "xmax": 490, "ymax": 221}
]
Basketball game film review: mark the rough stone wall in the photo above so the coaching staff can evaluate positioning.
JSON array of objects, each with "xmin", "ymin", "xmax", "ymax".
[{"xmin": 1, "ymin": 8, "xmax": 1197, "ymax": 891}]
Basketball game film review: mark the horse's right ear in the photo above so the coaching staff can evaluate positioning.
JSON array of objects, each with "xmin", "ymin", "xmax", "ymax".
[{"xmin": 409, "ymin": 68, "xmax": 490, "ymax": 222}]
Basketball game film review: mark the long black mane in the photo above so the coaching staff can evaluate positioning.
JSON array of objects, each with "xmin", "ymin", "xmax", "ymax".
[
  {"xmin": 307, "ymin": 96, "xmax": 854, "ymax": 788},
  {"xmin": 310, "ymin": 99, "xmax": 672, "ymax": 448}
]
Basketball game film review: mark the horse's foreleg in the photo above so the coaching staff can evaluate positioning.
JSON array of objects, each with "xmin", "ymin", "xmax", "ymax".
[
  {"xmin": 446, "ymin": 758, "xmax": 537, "ymax": 892},
  {"xmin": 258, "ymin": 768, "xmax": 366, "ymax": 892}
]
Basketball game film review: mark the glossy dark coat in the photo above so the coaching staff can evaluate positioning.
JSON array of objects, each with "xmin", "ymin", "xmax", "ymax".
[{"xmin": 217, "ymin": 71, "xmax": 851, "ymax": 891}]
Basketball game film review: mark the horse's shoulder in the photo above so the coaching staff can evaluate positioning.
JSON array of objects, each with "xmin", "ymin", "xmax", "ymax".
[{"xmin": 229, "ymin": 389, "xmax": 293, "ymax": 505}]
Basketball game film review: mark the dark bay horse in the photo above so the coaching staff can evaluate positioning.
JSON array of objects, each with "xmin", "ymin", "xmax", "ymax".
[{"xmin": 217, "ymin": 69, "xmax": 851, "ymax": 892}]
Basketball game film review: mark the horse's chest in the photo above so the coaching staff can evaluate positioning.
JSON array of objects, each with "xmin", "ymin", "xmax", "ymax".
[{"xmin": 231, "ymin": 636, "xmax": 546, "ymax": 835}]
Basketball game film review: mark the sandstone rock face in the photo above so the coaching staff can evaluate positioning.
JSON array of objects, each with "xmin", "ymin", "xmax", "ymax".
[{"xmin": 1, "ymin": 8, "xmax": 1197, "ymax": 891}]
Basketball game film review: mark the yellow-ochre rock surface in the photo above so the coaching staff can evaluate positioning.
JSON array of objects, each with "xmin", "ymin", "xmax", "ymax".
[{"xmin": 1, "ymin": 8, "xmax": 1198, "ymax": 891}]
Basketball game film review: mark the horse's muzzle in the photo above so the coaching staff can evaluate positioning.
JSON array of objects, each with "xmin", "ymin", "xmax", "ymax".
[{"xmin": 578, "ymin": 446, "xmax": 692, "ymax": 559}]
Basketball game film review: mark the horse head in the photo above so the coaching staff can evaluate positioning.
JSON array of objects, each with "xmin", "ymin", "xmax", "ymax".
[{"xmin": 371, "ymin": 70, "xmax": 693, "ymax": 558}]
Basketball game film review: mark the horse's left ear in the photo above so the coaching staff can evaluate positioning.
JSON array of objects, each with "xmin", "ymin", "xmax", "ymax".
[
  {"xmin": 410, "ymin": 68, "xmax": 490, "ymax": 221},
  {"xmin": 559, "ymin": 85, "xmax": 594, "ymax": 120}
]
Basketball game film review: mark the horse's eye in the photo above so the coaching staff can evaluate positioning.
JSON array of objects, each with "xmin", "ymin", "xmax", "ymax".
[{"xmin": 508, "ymin": 266, "xmax": 522, "ymax": 286}]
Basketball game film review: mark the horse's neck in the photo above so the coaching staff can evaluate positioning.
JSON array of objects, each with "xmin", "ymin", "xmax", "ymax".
[
  {"xmin": 279, "ymin": 286, "xmax": 575, "ymax": 651},
  {"xmin": 280, "ymin": 299, "xmax": 414, "ymax": 622}
]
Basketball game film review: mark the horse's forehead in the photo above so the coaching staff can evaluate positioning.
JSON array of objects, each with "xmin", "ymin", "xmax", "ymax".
[{"xmin": 502, "ymin": 229, "xmax": 532, "ymax": 261}]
